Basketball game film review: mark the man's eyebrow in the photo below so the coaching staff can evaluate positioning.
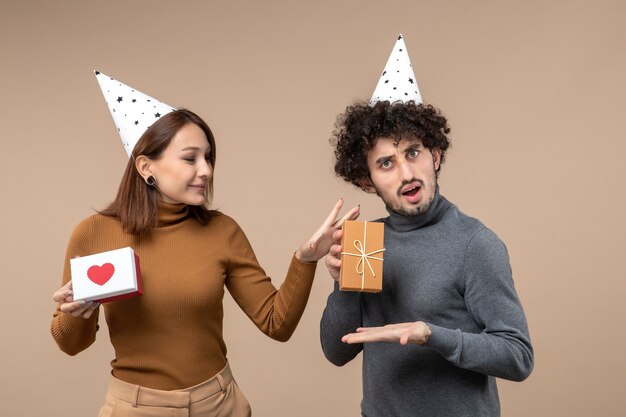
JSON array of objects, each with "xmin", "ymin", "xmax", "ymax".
[
  {"xmin": 375, "ymin": 155, "xmax": 394, "ymax": 165},
  {"xmin": 404, "ymin": 142, "xmax": 422, "ymax": 152}
]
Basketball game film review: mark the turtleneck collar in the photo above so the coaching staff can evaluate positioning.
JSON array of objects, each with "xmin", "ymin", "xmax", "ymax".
[
  {"xmin": 385, "ymin": 186, "xmax": 452, "ymax": 232},
  {"xmin": 158, "ymin": 202, "xmax": 190, "ymax": 227}
]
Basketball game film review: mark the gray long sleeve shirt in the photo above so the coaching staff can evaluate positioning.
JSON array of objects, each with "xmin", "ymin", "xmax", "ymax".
[{"xmin": 320, "ymin": 191, "xmax": 533, "ymax": 417}]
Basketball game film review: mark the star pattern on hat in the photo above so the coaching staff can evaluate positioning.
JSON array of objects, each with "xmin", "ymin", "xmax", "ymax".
[
  {"xmin": 94, "ymin": 71, "xmax": 176, "ymax": 157},
  {"xmin": 369, "ymin": 34, "xmax": 423, "ymax": 106}
]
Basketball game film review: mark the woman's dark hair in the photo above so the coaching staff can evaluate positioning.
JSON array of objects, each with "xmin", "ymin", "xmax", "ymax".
[
  {"xmin": 331, "ymin": 100, "xmax": 451, "ymax": 189},
  {"xmin": 100, "ymin": 109, "xmax": 216, "ymax": 235}
]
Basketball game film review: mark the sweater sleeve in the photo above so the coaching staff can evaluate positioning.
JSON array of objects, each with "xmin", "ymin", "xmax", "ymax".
[
  {"xmin": 425, "ymin": 228, "xmax": 534, "ymax": 381},
  {"xmin": 320, "ymin": 281, "xmax": 363, "ymax": 366},
  {"xmin": 224, "ymin": 219, "xmax": 317, "ymax": 342},
  {"xmin": 50, "ymin": 217, "xmax": 100, "ymax": 356}
]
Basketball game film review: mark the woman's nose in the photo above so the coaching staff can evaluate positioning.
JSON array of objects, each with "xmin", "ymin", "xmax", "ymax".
[{"xmin": 198, "ymin": 160, "xmax": 212, "ymax": 178}]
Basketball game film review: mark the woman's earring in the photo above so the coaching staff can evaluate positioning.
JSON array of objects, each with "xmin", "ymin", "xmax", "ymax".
[{"xmin": 146, "ymin": 176, "xmax": 156, "ymax": 186}]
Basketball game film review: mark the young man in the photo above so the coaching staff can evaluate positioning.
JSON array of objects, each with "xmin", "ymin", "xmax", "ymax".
[{"xmin": 320, "ymin": 36, "xmax": 533, "ymax": 417}]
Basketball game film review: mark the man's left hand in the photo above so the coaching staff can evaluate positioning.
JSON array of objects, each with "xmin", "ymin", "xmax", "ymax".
[{"xmin": 342, "ymin": 321, "xmax": 432, "ymax": 345}]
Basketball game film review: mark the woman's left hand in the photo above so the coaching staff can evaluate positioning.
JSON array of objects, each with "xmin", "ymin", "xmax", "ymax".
[{"xmin": 295, "ymin": 198, "xmax": 360, "ymax": 263}]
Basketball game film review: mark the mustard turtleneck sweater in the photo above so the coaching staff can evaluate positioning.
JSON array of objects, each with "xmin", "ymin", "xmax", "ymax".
[{"xmin": 51, "ymin": 203, "xmax": 317, "ymax": 390}]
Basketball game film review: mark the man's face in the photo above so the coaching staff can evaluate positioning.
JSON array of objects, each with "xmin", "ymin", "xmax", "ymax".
[{"xmin": 361, "ymin": 137, "xmax": 441, "ymax": 216}]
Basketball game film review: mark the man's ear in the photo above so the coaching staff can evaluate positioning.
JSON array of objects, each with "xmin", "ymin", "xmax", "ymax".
[
  {"xmin": 135, "ymin": 155, "xmax": 153, "ymax": 182},
  {"xmin": 357, "ymin": 177, "xmax": 377, "ymax": 194},
  {"xmin": 432, "ymin": 148, "xmax": 442, "ymax": 171}
]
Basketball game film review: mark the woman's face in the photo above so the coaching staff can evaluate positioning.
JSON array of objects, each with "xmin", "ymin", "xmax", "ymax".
[{"xmin": 149, "ymin": 123, "xmax": 212, "ymax": 205}]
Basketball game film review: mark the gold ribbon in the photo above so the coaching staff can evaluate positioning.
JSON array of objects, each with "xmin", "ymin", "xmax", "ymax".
[{"xmin": 341, "ymin": 222, "xmax": 385, "ymax": 291}]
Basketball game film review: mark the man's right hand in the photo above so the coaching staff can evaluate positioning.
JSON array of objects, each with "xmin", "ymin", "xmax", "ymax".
[{"xmin": 324, "ymin": 228, "xmax": 344, "ymax": 281}]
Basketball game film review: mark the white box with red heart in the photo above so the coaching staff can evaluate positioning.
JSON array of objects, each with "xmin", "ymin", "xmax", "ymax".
[{"xmin": 70, "ymin": 247, "xmax": 142, "ymax": 303}]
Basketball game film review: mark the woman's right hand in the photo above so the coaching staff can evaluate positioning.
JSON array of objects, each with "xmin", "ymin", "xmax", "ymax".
[{"xmin": 52, "ymin": 281, "xmax": 100, "ymax": 319}]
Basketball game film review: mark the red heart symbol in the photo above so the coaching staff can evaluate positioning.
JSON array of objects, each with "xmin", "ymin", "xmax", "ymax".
[{"xmin": 87, "ymin": 263, "xmax": 115, "ymax": 286}]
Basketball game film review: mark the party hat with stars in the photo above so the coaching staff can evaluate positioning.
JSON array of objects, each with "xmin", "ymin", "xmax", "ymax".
[
  {"xmin": 94, "ymin": 71, "xmax": 176, "ymax": 157},
  {"xmin": 369, "ymin": 34, "xmax": 422, "ymax": 106}
]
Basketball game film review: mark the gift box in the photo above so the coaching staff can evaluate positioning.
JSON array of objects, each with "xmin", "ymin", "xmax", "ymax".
[
  {"xmin": 339, "ymin": 220, "xmax": 385, "ymax": 292},
  {"xmin": 70, "ymin": 247, "xmax": 142, "ymax": 303}
]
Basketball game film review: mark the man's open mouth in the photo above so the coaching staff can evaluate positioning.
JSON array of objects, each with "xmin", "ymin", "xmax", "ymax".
[{"xmin": 401, "ymin": 183, "xmax": 421, "ymax": 197}]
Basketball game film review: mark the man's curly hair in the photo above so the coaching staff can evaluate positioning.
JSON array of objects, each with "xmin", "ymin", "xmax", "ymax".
[{"xmin": 331, "ymin": 100, "xmax": 451, "ymax": 189}]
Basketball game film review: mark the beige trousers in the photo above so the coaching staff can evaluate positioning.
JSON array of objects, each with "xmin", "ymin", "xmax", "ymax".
[{"xmin": 98, "ymin": 362, "xmax": 251, "ymax": 417}]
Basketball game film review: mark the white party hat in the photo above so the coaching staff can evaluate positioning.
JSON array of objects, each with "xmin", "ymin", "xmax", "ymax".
[
  {"xmin": 369, "ymin": 34, "xmax": 422, "ymax": 106},
  {"xmin": 94, "ymin": 71, "xmax": 176, "ymax": 157}
]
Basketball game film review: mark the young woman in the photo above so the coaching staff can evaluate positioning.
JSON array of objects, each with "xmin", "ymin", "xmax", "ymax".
[{"xmin": 51, "ymin": 109, "xmax": 358, "ymax": 417}]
